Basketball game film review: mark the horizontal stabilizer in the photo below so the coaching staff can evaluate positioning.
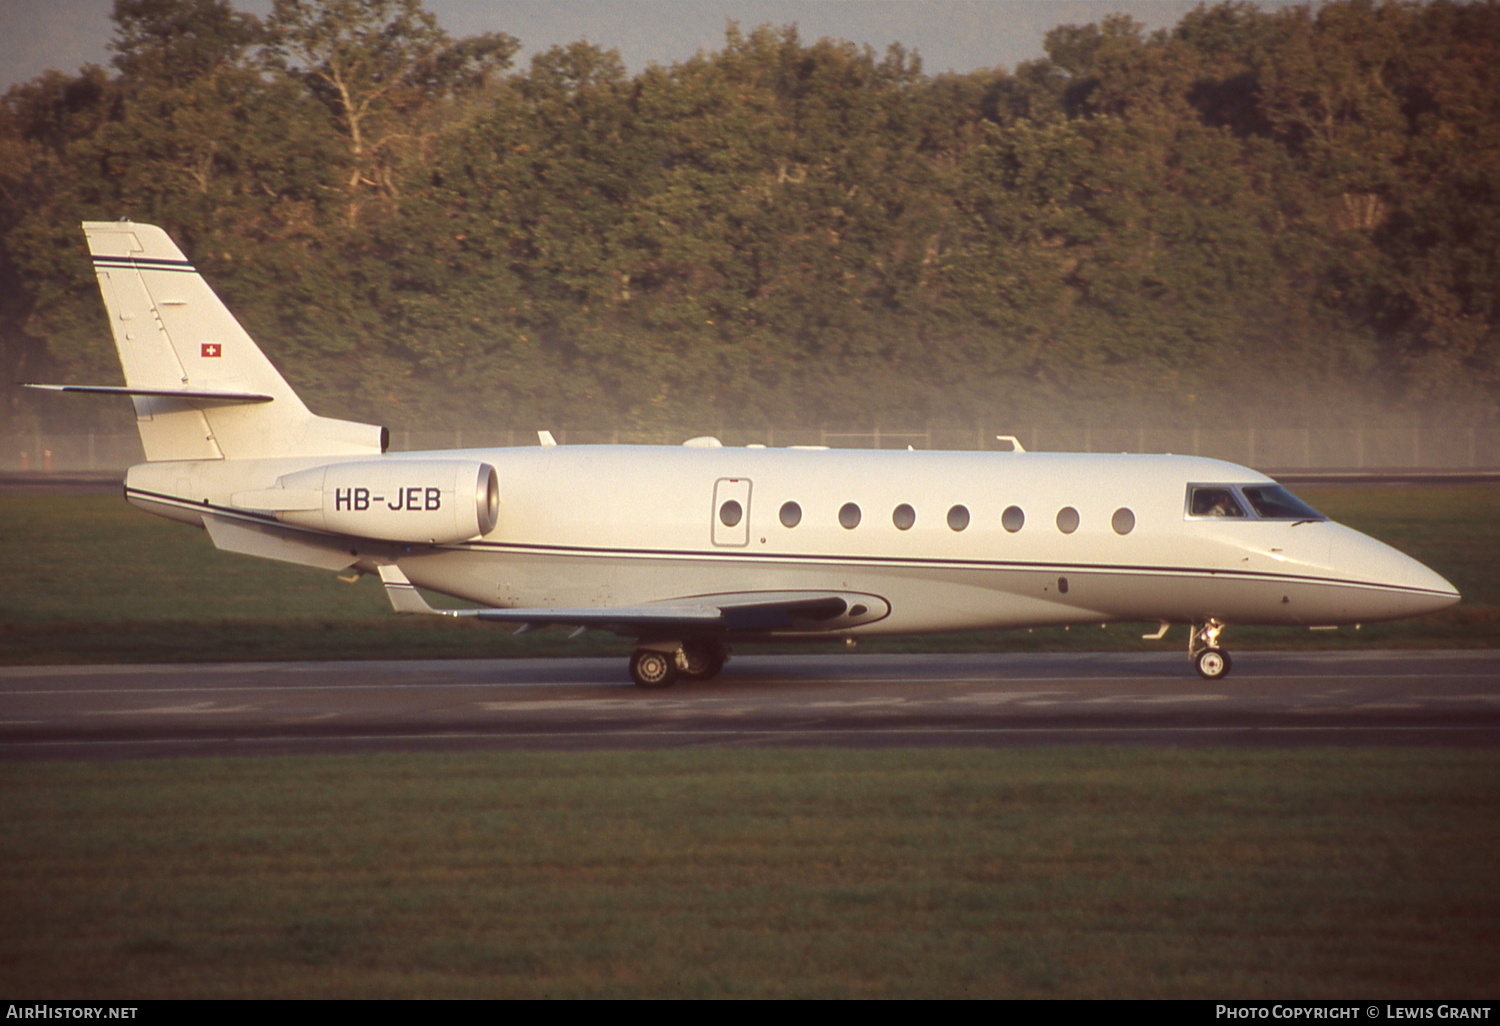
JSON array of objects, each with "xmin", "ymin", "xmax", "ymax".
[{"xmin": 24, "ymin": 383, "xmax": 273, "ymax": 403}]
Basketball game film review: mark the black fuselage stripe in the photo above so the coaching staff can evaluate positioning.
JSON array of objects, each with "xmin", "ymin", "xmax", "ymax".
[{"xmin": 123, "ymin": 486, "xmax": 1451, "ymax": 598}]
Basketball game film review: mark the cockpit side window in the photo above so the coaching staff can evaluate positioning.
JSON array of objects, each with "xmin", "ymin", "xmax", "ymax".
[
  {"xmin": 1242, "ymin": 485, "xmax": 1324, "ymax": 520},
  {"xmin": 1188, "ymin": 486, "xmax": 1247, "ymax": 518}
]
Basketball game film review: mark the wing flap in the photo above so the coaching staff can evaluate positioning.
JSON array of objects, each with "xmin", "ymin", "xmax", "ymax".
[
  {"xmin": 376, "ymin": 568, "xmax": 887, "ymax": 634},
  {"xmin": 473, "ymin": 606, "xmax": 726, "ymax": 628}
]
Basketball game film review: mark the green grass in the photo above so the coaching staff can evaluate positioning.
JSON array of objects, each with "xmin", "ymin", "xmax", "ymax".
[
  {"xmin": 1, "ymin": 487, "xmax": 1495, "ymax": 664},
  {"xmin": 1, "ymin": 748, "xmax": 1496, "ymax": 998}
]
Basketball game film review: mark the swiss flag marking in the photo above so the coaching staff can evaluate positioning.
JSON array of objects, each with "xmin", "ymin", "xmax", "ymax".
[{"xmin": 201, "ymin": 343, "xmax": 222, "ymax": 358}]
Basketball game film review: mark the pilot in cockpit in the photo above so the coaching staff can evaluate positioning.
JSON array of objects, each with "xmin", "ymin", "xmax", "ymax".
[{"xmin": 1191, "ymin": 487, "xmax": 1245, "ymax": 517}]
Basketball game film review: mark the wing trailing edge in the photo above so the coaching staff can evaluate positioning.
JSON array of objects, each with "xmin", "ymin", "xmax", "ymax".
[{"xmin": 376, "ymin": 565, "xmax": 888, "ymax": 634}]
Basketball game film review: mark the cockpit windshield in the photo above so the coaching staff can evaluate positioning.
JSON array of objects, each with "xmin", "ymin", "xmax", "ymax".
[
  {"xmin": 1241, "ymin": 485, "xmax": 1324, "ymax": 521},
  {"xmin": 1189, "ymin": 487, "xmax": 1246, "ymax": 518},
  {"xmin": 1187, "ymin": 484, "xmax": 1325, "ymax": 521}
]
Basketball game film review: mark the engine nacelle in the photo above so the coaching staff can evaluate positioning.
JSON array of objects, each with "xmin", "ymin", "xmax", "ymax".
[{"xmin": 268, "ymin": 459, "xmax": 499, "ymax": 544}]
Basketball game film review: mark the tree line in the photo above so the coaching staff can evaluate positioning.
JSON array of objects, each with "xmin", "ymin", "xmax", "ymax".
[{"xmin": 3, "ymin": 0, "xmax": 1497, "ymax": 436}]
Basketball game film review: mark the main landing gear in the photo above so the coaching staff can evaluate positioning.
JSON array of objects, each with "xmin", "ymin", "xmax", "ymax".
[
  {"xmin": 629, "ymin": 641, "xmax": 730, "ymax": 689},
  {"xmin": 1189, "ymin": 619, "xmax": 1232, "ymax": 680},
  {"xmin": 629, "ymin": 649, "xmax": 676, "ymax": 689}
]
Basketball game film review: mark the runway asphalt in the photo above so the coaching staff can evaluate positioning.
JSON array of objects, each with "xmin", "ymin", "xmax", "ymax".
[{"xmin": 2, "ymin": 649, "xmax": 1498, "ymax": 760}]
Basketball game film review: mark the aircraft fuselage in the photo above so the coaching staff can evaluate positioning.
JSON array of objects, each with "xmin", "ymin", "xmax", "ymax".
[{"xmin": 123, "ymin": 445, "xmax": 1458, "ymax": 638}]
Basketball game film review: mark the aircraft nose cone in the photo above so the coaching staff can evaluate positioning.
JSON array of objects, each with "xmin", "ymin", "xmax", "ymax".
[
  {"xmin": 1404, "ymin": 560, "xmax": 1462, "ymax": 616},
  {"xmin": 1329, "ymin": 527, "xmax": 1460, "ymax": 619}
]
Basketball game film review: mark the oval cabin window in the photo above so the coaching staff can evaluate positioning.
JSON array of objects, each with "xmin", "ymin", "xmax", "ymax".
[
  {"xmin": 779, "ymin": 501, "xmax": 802, "ymax": 528},
  {"xmin": 1056, "ymin": 507, "xmax": 1080, "ymax": 534},
  {"xmin": 839, "ymin": 503, "xmax": 862, "ymax": 529},
  {"xmin": 892, "ymin": 504, "xmax": 916, "ymax": 531},
  {"xmin": 947, "ymin": 505, "xmax": 970, "ymax": 531},
  {"xmin": 1002, "ymin": 506, "xmax": 1025, "ymax": 533},
  {"xmin": 1112, "ymin": 508, "xmax": 1136, "ymax": 535},
  {"xmin": 719, "ymin": 499, "xmax": 743, "ymax": 528}
]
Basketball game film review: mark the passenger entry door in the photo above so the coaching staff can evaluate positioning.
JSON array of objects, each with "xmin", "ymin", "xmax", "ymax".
[{"xmin": 712, "ymin": 478, "xmax": 752, "ymax": 547}]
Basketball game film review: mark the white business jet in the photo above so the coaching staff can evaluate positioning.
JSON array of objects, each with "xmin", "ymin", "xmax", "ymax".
[{"xmin": 27, "ymin": 222, "xmax": 1460, "ymax": 686}]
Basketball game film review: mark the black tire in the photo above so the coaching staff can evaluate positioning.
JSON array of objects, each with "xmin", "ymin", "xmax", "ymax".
[
  {"xmin": 630, "ymin": 649, "xmax": 678, "ymax": 689},
  {"xmin": 1195, "ymin": 647, "xmax": 1232, "ymax": 680},
  {"xmin": 678, "ymin": 642, "xmax": 727, "ymax": 681}
]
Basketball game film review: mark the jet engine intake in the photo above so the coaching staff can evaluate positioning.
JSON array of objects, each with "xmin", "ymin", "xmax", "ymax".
[{"xmin": 270, "ymin": 460, "xmax": 499, "ymax": 543}]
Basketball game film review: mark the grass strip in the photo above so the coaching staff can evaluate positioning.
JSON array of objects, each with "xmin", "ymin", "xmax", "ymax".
[{"xmin": 1, "ymin": 747, "xmax": 1497, "ymax": 998}]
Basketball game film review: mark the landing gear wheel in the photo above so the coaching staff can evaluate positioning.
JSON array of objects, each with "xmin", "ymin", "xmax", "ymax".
[
  {"xmin": 1195, "ymin": 647, "xmax": 1232, "ymax": 680},
  {"xmin": 677, "ymin": 642, "xmax": 728, "ymax": 681},
  {"xmin": 630, "ymin": 649, "xmax": 678, "ymax": 689},
  {"xmin": 1188, "ymin": 619, "xmax": 1230, "ymax": 679}
]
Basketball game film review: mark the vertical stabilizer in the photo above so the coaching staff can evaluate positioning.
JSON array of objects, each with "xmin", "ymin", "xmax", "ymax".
[{"xmin": 83, "ymin": 221, "xmax": 385, "ymax": 461}]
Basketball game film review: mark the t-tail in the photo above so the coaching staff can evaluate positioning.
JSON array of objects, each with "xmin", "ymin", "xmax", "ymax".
[{"xmin": 25, "ymin": 221, "xmax": 386, "ymax": 461}]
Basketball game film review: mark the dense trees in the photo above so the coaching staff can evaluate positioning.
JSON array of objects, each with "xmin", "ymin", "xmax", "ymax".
[{"xmin": 3, "ymin": 0, "xmax": 1497, "ymax": 436}]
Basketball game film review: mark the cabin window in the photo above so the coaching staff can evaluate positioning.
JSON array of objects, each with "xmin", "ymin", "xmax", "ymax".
[
  {"xmin": 1056, "ymin": 507, "xmax": 1080, "ymax": 534},
  {"xmin": 839, "ymin": 502, "xmax": 862, "ymax": 529},
  {"xmin": 719, "ymin": 499, "xmax": 743, "ymax": 528},
  {"xmin": 892, "ymin": 503, "xmax": 916, "ymax": 531},
  {"xmin": 1002, "ymin": 506, "xmax": 1025, "ymax": 533},
  {"xmin": 779, "ymin": 501, "xmax": 802, "ymax": 528},
  {"xmin": 1188, "ymin": 486, "xmax": 1247, "ymax": 518},
  {"xmin": 947, "ymin": 505, "xmax": 970, "ymax": 531},
  {"xmin": 1241, "ymin": 485, "xmax": 1324, "ymax": 521},
  {"xmin": 1112, "ymin": 508, "xmax": 1136, "ymax": 535}
]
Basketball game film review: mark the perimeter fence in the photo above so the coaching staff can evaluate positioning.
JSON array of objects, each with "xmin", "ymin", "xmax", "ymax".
[{"xmin": 5, "ymin": 423, "xmax": 1498, "ymax": 473}]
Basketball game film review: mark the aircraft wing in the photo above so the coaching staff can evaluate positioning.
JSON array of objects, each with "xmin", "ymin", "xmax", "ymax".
[{"xmin": 377, "ymin": 566, "xmax": 877, "ymax": 633}]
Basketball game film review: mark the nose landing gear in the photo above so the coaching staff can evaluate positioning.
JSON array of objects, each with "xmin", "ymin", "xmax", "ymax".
[{"xmin": 1189, "ymin": 619, "xmax": 1232, "ymax": 679}]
